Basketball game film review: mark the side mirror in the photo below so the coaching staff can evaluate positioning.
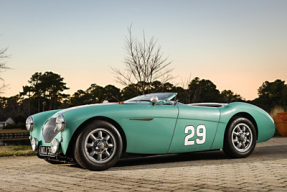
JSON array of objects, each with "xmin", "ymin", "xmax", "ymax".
[{"xmin": 150, "ymin": 96, "xmax": 158, "ymax": 105}]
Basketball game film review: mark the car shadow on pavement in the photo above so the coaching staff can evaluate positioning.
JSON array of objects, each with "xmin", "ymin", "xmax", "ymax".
[
  {"xmin": 113, "ymin": 150, "xmax": 228, "ymax": 170},
  {"xmin": 109, "ymin": 144, "xmax": 287, "ymax": 171}
]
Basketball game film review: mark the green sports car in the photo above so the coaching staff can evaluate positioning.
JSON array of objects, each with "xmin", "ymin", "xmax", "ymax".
[{"xmin": 26, "ymin": 92, "xmax": 275, "ymax": 170}]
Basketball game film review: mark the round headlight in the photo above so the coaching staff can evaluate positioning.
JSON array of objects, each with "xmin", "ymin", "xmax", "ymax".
[
  {"xmin": 26, "ymin": 116, "xmax": 34, "ymax": 131},
  {"xmin": 31, "ymin": 138, "xmax": 38, "ymax": 151},
  {"xmin": 51, "ymin": 138, "xmax": 60, "ymax": 154},
  {"xmin": 56, "ymin": 114, "xmax": 65, "ymax": 132}
]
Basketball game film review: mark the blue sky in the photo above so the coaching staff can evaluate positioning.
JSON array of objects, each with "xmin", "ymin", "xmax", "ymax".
[{"xmin": 1, "ymin": 0, "xmax": 287, "ymax": 100}]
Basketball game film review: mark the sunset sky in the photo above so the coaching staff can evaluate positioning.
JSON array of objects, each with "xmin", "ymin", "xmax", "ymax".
[{"xmin": 0, "ymin": 0, "xmax": 286, "ymax": 100}]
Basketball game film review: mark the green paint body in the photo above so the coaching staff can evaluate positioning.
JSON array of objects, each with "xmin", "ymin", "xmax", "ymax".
[{"xmin": 30, "ymin": 101, "xmax": 275, "ymax": 156}]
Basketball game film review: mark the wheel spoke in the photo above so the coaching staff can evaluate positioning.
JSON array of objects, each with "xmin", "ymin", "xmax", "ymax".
[
  {"xmin": 89, "ymin": 134, "xmax": 97, "ymax": 141},
  {"xmin": 103, "ymin": 150, "xmax": 110, "ymax": 157},
  {"xmin": 97, "ymin": 131, "xmax": 103, "ymax": 139},
  {"xmin": 233, "ymin": 137, "xmax": 239, "ymax": 143},
  {"xmin": 237, "ymin": 142, "xmax": 242, "ymax": 149},
  {"xmin": 233, "ymin": 132, "xmax": 239, "ymax": 136},
  {"xmin": 104, "ymin": 135, "xmax": 110, "ymax": 141},
  {"xmin": 89, "ymin": 150, "xmax": 96, "ymax": 157},
  {"xmin": 242, "ymin": 143, "xmax": 246, "ymax": 149},
  {"xmin": 236, "ymin": 126, "xmax": 241, "ymax": 132},
  {"xmin": 97, "ymin": 153, "xmax": 102, "ymax": 161},
  {"xmin": 245, "ymin": 132, "xmax": 250, "ymax": 136},
  {"xmin": 242, "ymin": 126, "xmax": 246, "ymax": 132},
  {"xmin": 86, "ymin": 143, "xmax": 94, "ymax": 148},
  {"xmin": 107, "ymin": 143, "xmax": 113, "ymax": 148}
]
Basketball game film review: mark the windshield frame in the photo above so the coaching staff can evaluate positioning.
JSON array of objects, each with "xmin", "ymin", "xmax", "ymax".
[{"xmin": 124, "ymin": 92, "xmax": 177, "ymax": 104}]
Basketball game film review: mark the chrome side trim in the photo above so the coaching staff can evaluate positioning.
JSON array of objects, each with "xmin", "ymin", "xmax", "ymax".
[
  {"xmin": 129, "ymin": 118, "xmax": 154, "ymax": 121},
  {"xmin": 187, "ymin": 103, "xmax": 228, "ymax": 108}
]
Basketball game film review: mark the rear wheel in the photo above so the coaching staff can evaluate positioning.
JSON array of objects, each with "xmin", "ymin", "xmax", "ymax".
[
  {"xmin": 74, "ymin": 120, "xmax": 123, "ymax": 171},
  {"xmin": 223, "ymin": 117, "xmax": 257, "ymax": 158}
]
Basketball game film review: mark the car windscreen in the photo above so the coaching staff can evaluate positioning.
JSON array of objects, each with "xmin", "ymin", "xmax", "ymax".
[{"xmin": 125, "ymin": 92, "xmax": 176, "ymax": 102}]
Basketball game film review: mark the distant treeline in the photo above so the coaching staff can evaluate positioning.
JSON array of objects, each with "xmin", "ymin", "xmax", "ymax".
[{"xmin": 0, "ymin": 71, "xmax": 286, "ymax": 127}]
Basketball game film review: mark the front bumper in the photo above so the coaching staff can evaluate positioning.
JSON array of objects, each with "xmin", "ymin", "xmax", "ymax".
[
  {"xmin": 36, "ymin": 151, "xmax": 75, "ymax": 164},
  {"xmin": 30, "ymin": 134, "xmax": 63, "ymax": 158}
]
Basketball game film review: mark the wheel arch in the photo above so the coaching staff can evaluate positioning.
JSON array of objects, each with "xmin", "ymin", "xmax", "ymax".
[
  {"xmin": 224, "ymin": 112, "xmax": 258, "ymax": 141},
  {"xmin": 211, "ymin": 103, "xmax": 273, "ymax": 150},
  {"xmin": 65, "ymin": 116, "xmax": 127, "ymax": 158}
]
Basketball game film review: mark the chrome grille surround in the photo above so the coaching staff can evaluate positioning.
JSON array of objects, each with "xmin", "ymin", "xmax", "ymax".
[{"xmin": 42, "ymin": 118, "xmax": 59, "ymax": 143}]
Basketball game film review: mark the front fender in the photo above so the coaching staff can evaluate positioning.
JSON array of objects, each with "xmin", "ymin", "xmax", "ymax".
[{"xmin": 57, "ymin": 104, "xmax": 125, "ymax": 155}]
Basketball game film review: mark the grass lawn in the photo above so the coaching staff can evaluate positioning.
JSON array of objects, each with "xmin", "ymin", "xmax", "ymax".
[
  {"xmin": 0, "ymin": 145, "xmax": 36, "ymax": 157},
  {"xmin": 0, "ymin": 129, "xmax": 29, "ymax": 133}
]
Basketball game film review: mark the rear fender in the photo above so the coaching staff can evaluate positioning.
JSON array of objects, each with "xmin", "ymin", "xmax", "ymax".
[{"xmin": 210, "ymin": 102, "xmax": 275, "ymax": 150}]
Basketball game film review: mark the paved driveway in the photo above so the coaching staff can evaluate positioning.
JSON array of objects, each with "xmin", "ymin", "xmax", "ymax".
[{"xmin": 0, "ymin": 138, "xmax": 286, "ymax": 192}]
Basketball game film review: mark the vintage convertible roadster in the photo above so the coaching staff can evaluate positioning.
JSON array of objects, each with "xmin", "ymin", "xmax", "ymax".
[{"xmin": 26, "ymin": 92, "xmax": 275, "ymax": 170}]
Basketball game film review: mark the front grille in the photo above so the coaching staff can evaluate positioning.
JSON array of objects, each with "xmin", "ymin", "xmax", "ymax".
[{"xmin": 42, "ymin": 118, "xmax": 59, "ymax": 143}]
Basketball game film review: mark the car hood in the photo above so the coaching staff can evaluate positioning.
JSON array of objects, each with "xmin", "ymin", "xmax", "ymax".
[{"xmin": 53, "ymin": 103, "xmax": 119, "ymax": 116}]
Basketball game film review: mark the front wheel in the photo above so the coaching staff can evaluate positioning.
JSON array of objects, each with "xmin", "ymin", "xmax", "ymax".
[
  {"xmin": 223, "ymin": 117, "xmax": 257, "ymax": 158},
  {"xmin": 74, "ymin": 120, "xmax": 123, "ymax": 171}
]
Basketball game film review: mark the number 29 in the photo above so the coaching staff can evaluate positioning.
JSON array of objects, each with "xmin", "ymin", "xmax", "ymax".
[{"xmin": 184, "ymin": 125, "xmax": 206, "ymax": 145}]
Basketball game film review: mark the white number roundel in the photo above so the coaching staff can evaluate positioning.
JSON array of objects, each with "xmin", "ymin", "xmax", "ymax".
[{"xmin": 184, "ymin": 125, "xmax": 206, "ymax": 146}]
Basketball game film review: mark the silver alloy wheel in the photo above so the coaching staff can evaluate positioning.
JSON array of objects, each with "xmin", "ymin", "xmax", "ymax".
[
  {"xmin": 231, "ymin": 123, "xmax": 253, "ymax": 152},
  {"xmin": 84, "ymin": 128, "xmax": 116, "ymax": 164}
]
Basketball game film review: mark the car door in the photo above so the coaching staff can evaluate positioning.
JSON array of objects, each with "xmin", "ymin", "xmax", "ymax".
[
  {"xmin": 168, "ymin": 104, "xmax": 220, "ymax": 153},
  {"xmin": 116, "ymin": 103, "xmax": 179, "ymax": 154}
]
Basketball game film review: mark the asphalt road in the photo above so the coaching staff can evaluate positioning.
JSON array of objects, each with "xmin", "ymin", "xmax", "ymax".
[{"xmin": 0, "ymin": 138, "xmax": 286, "ymax": 192}]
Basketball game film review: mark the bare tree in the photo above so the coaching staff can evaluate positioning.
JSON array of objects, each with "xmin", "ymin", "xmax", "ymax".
[
  {"xmin": 111, "ymin": 25, "xmax": 174, "ymax": 95},
  {"xmin": 180, "ymin": 73, "xmax": 193, "ymax": 103},
  {"xmin": 0, "ymin": 47, "xmax": 10, "ymax": 94}
]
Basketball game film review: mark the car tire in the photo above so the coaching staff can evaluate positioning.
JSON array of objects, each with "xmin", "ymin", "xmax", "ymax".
[
  {"xmin": 223, "ymin": 117, "xmax": 257, "ymax": 158},
  {"xmin": 74, "ymin": 120, "xmax": 123, "ymax": 171}
]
